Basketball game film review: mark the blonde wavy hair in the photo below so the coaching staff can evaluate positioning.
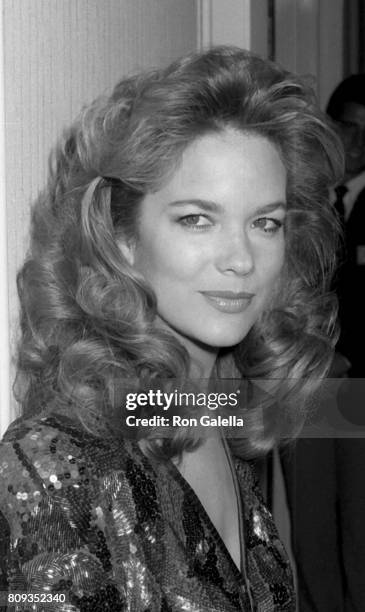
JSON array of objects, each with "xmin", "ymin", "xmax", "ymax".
[{"xmin": 16, "ymin": 46, "xmax": 343, "ymax": 458}]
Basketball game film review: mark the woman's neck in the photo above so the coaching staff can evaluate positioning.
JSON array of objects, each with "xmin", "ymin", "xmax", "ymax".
[
  {"xmin": 189, "ymin": 346, "xmax": 218, "ymax": 379},
  {"xmin": 155, "ymin": 316, "xmax": 218, "ymax": 379},
  {"xmin": 181, "ymin": 336, "xmax": 218, "ymax": 380}
]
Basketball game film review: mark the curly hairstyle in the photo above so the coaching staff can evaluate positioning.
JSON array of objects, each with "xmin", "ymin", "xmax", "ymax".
[{"xmin": 15, "ymin": 46, "xmax": 343, "ymax": 459}]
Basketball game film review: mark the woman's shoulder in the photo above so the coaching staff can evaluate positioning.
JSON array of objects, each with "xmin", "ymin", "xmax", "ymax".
[
  {"xmin": 0, "ymin": 413, "xmax": 151, "ymax": 609},
  {"xmin": 1, "ymin": 411, "xmax": 118, "ymax": 474},
  {"xmin": 1, "ymin": 410, "xmax": 139, "ymax": 464},
  {"xmin": 0, "ymin": 411, "xmax": 149, "ymax": 517}
]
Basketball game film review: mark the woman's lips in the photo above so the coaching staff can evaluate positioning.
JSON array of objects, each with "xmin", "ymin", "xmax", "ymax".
[{"xmin": 200, "ymin": 291, "xmax": 255, "ymax": 314}]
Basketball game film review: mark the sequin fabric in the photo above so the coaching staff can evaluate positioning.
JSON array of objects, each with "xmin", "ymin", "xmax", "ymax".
[{"xmin": 0, "ymin": 413, "xmax": 295, "ymax": 611}]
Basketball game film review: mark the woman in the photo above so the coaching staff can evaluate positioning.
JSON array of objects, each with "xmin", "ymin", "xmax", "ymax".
[{"xmin": 0, "ymin": 47, "xmax": 342, "ymax": 610}]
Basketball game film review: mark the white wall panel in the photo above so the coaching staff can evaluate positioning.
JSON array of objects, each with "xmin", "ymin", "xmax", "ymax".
[
  {"xmin": 198, "ymin": 0, "xmax": 269, "ymax": 58},
  {"xmin": 2, "ymin": 0, "xmax": 197, "ymax": 431},
  {"xmin": 274, "ymin": 0, "xmax": 343, "ymax": 107},
  {"xmin": 318, "ymin": 0, "xmax": 344, "ymax": 108},
  {"xmin": 0, "ymin": 2, "xmax": 11, "ymax": 433}
]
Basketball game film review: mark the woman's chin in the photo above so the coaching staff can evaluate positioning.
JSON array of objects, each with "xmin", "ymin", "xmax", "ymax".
[{"xmin": 194, "ymin": 327, "xmax": 251, "ymax": 350}]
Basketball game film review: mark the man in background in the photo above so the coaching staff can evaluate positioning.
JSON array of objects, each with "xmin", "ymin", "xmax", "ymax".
[
  {"xmin": 328, "ymin": 75, "xmax": 365, "ymax": 379},
  {"xmin": 281, "ymin": 76, "xmax": 365, "ymax": 612}
]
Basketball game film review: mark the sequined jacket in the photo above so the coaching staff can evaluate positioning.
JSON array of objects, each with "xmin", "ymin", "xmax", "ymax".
[{"xmin": 0, "ymin": 413, "xmax": 295, "ymax": 611}]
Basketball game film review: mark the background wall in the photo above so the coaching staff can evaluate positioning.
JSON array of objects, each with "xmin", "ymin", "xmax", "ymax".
[
  {"xmin": 198, "ymin": 0, "xmax": 269, "ymax": 57},
  {"xmin": 274, "ymin": 0, "xmax": 344, "ymax": 108},
  {"xmin": 1, "ymin": 0, "xmax": 198, "ymax": 432}
]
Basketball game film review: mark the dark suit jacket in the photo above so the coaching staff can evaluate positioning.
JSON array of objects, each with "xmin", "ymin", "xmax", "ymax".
[
  {"xmin": 337, "ymin": 185, "xmax": 365, "ymax": 376},
  {"xmin": 280, "ymin": 187, "xmax": 365, "ymax": 610}
]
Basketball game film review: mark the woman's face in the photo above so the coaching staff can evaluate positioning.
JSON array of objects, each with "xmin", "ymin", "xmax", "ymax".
[{"xmin": 122, "ymin": 129, "xmax": 286, "ymax": 359}]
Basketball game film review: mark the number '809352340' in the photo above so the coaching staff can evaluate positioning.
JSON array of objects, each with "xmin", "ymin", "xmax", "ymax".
[{"xmin": 6, "ymin": 592, "xmax": 66, "ymax": 604}]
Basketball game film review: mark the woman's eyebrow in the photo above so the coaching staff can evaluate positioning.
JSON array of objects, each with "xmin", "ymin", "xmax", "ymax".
[
  {"xmin": 168, "ymin": 199, "xmax": 287, "ymax": 214},
  {"xmin": 168, "ymin": 199, "xmax": 222, "ymax": 212},
  {"xmin": 254, "ymin": 201, "xmax": 287, "ymax": 214}
]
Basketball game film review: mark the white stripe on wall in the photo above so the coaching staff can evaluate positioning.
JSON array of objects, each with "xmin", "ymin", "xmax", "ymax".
[{"xmin": 0, "ymin": 2, "xmax": 11, "ymax": 435}]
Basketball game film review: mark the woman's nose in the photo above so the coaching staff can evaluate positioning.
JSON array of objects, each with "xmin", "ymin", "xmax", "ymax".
[{"xmin": 215, "ymin": 229, "xmax": 254, "ymax": 276}]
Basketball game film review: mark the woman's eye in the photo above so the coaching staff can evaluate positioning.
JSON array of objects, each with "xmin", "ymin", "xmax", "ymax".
[
  {"xmin": 179, "ymin": 214, "xmax": 212, "ymax": 229},
  {"xmin": 252, "ymin": 217, "xmax": 283, "ymax": 234}
]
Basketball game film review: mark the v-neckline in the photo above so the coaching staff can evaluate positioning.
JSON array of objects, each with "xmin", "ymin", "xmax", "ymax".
[
  {"xmin": 166, "ymin": 451, "xmax": 246, "ymax": 577},
  {"xmin": 166, "ymin": 440, "xmax": 249, "ymax": 581},
  {"xmin": 130, "ymin": 439, "xmax": 255, "ymax": 609},
  {"xmin": 133, "ymin": 439, "xmax": 244, "ymax": 577},
  {"xmin": 221, "ymin": 435, "xmax": 245, "ymax": 573}
]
